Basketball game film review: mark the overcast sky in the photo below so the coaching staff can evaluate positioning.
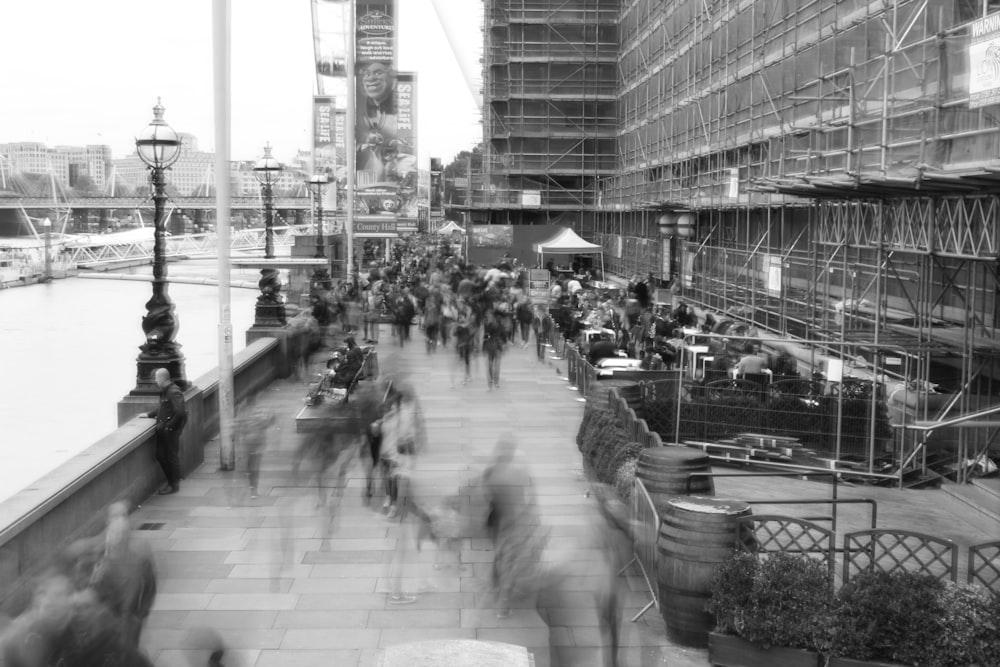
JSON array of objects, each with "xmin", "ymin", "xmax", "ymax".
[{"xmin": 0, "ymin": 0, "xmax": 483, "ymax": 167}]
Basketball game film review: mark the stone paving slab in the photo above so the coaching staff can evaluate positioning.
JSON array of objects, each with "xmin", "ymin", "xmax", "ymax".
[{"xmin": 131, "ymin": 325, "xmax": 998, "ymax": 666}]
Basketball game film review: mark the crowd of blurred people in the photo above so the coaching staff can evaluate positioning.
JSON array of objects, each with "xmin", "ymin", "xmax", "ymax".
[{"xmin": 6, "ymin": 233, "xmax": 680, "ymax": 666}]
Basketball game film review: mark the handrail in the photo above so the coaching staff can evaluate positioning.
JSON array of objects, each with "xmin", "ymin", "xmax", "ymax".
[
  {"xmin": 685, "ymin": 470, "xmax": 848, "ymax": 535},
  {"xmin": 743, "ymin": 498, "xmax": 879, "ymax": 532},
  {"xmin": 903, "ymin": 402, "xmax": 1000, "ymax": 431}
]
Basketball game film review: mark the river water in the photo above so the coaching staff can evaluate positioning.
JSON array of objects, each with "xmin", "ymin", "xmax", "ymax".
[{"xmin": 0, "ymin": 260, "xmax": 261, "ymax": 503}]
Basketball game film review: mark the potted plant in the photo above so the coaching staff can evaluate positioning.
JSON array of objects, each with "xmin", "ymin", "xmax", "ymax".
[
  {"xmin": 827, "ymin": 570, "xmax": 1000, "ymax": 667},
  {"xmin": 706, "ymin": 551, "xmax": 832, "ymax": 667}
]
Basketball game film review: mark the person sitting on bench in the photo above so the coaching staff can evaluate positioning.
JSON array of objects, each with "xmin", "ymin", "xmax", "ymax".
[{"xmin": 329, "ymin": 336, "xmax": 365, "ymax": 388}]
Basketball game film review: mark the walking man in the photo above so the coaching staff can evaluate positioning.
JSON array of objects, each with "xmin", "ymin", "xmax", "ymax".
[{"xmin": 144, "ymin": 368, "xmax": 187, "ymax": 495}]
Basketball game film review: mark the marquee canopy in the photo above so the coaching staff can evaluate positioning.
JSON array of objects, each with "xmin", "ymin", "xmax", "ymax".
[
  {"xmin": 533, "ymin": 227, "xmax": 605, "ymax": 278},
  {"xmin": 434, "ymin": 220, "xmax": 465, "ymax": 234},
  {"xmin": 532, "ymin": 227, "xmax": 602, "ymax": 254}
]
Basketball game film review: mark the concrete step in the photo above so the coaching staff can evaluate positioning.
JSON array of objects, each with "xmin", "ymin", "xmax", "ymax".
[{"xmin": 941, "ymin": 479, "xmax": 1000, "ymax": 525}]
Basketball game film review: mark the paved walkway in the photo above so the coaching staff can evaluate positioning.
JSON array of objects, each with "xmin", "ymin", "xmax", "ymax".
[{"xmin": 133, "ymin": 325, "xmax": 999, "ymax": 667}]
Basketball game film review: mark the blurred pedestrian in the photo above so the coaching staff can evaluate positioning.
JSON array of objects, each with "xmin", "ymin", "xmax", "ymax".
[
  {"xmin": 534, "ymin": 485, "xmax": 631, "ymax": 667},
  {"xmin": 235, "ymin": 396, "xmax": 274, "ymax": 499},
  {"xmin": 378, "ymin": 384, "xmax": 425, "ymax": 518},
  {"xmin": 483, "ymin": 309, "xmax": 506, "ymax": 389},
  {"xmin": 143, "ymin": 368, "xmax": 187, "ymax": 495},
  {"xmin": 364, "ymin": 286, "xmax": 382, "ymax": 344},
  {"xmin": 480, "ymin": 437, "xmax": 549, "ymax": 618},
  {"xmin": 453, "ymin": 311, "xmax": 474, "ymax": 386},
  {"xmin": 533, "ymin": 306, "xmax": 552, "ymax": 361},
  {"xmin": 516, "ymin": 296, "xmax": 533, "ymax": 347}
]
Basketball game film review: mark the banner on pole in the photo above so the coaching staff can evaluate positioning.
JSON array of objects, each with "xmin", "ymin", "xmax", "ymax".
[{"xmin": 313, "ymin": 96, "xmax": 340, "ymax": 211}]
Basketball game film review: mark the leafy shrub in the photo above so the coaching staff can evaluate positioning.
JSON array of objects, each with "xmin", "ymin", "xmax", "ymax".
[
  {"xmin": 576, "ymin": 404, "xmax": 648, "ymax": 505},
  {"xmin": 595, "ymin": 439, "xmax": 644, "ymax": 487},
  {"xmin": 707, "ymin": 551, "xmax": 833, "ymax": 652},
  {"xmin": 578, "ymin": 408, "xmax": 631, "ymax": 475},
  {"xmin": 928, "ymin": 582, "xmax": 1000, "ymax": 667},
  {"xmin": 577, "ymin": 405, "xmax": 618, "ymax": 458},
  {"xmin": 829, "ymin": 570, "xmax": 946, "ymax": 664},
  {"xmin": 613, "ymin": 458, "xmax": 638, "ymax": 504},
  {"xmin": 706, "ymin": 551, "xmax": 760, "ymax": 638}
]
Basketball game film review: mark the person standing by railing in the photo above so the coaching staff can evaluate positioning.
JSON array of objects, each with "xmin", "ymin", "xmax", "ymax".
[{"xmin": 143, "ymin": 368, "xmax": 187, "ymax": 496}]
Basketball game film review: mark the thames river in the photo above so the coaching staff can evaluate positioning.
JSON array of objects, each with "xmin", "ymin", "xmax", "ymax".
[{"xmin": 0, "ymin": 260, "xmax": 261, "ymax": 503}]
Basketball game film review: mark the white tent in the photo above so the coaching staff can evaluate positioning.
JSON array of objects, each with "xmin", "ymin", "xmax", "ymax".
[
  {"xmin": 434, "ymin": 220, "xmax": 465, "ymax": 234},
  {"xmin": 533, "ymin": 227, "xmax": 605, "ymax": 278}
]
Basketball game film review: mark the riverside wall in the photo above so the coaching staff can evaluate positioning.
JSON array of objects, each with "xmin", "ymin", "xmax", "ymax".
[{"xmin": 0, "ymin": 328, "xmax": 309, "ymax": 611}]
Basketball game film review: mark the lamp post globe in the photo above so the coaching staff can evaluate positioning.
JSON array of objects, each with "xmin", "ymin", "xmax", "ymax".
[
  {"xmin": 250, "ymin": 143, "xmax": 287, "ymax": 328},
  {"xmin": 132, "ymin": 98, "xmax": 186, "ymax": 394}
]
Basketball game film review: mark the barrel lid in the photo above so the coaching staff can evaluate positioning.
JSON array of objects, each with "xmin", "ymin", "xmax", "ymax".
[
  {"xmin": 639, "ymin": 446, "xmax": 710, "ymax": 463},
  {"xmin": 667, "ymin": 496, "xmax": 750, "ymax": 515}
]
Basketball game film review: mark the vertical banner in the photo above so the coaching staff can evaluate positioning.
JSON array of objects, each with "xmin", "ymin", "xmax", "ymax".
[
  {"xmin": 355, "ymin": 0, "xmax": 398, "ymax": 189},
  {"xmin": 312, "ymin": 0, "xmax": 350, "ymax": 103},
  {"xmin": 333, "ymin": 109, "xmax": 348, "ymax": 211},
  {"xmin": 394, "ymin": 72, "xmax": 418, "ymax": 222},
  {"xmin": 313, "ymin": 96, "xmax": 339, "ymax": 220},
  {"xmin": 430, "ymin": 157, "xmax": 443, "ymax": 217}
]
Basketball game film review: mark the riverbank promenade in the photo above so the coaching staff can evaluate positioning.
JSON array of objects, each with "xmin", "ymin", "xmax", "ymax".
[{"xmin": 131, "ymin": 327, "xmax": 999, "ymax": 667}]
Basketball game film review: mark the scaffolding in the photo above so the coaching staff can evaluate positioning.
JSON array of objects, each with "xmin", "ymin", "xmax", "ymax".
[
  {"xmin": 481, "ymin": 0, "xmax": 619, "ymax": 224},
  {"xmin": 590, "ymin": 0, "xmax": 1000, "ymax": 482}
]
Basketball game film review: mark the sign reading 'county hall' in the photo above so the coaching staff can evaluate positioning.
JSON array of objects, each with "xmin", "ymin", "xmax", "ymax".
[{"xmin": 355, "ymin": 219, "xmax": 398, "ymax": 235}]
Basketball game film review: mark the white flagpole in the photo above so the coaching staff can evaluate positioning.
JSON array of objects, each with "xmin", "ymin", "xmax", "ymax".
[
  {"xmin": 213, "ymin": 0, "xmax": 236, "ymax": 470},
  {"xmin": 345, "ymin": 1, "xmax": 356, "ymax": 286}
]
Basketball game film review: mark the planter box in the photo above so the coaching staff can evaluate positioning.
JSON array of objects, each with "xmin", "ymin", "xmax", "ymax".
[{"xmin": 708, "ymin": 632, "xmax": 820, "ymax": 667}]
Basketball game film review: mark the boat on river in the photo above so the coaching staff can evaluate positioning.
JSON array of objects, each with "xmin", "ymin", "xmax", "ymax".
[{"xmin": 0, "ymin": 237, "xmax": 77, "ymax": 288}]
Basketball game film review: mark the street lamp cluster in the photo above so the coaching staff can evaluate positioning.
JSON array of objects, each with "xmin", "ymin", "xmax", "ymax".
[{"xmin": 132, "ymin": 99, "xmax": 331, "ymax": 392}]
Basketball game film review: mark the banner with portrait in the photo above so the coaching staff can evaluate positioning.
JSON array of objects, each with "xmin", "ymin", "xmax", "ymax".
[
  {"xmin": 311, "ymin": 0, "xmax": 350, "ymax": 103},
  {"xmin": 355, "ymin": 0, "xmax": 398, "ymax": 187}
]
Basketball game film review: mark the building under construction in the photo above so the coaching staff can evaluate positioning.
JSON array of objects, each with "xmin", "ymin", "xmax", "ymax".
[
  {"xmin": 480, "ymin": 0, "xmax": 618, "ymax": 225},
  {"xmin": 481, "ymin": 0, "xmax": 1000, "ymax": 482}
]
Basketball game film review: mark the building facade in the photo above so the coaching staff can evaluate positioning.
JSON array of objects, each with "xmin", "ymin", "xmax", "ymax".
[
  {"xmin": 0, "ymin": 142, "xmax": 112, "ymax": 192},
  {"xmin": 481, "ymin": 0, "xmax": 618, "ymax": 226},
  {"xmin": 480, "ymin": 0, "xmax": 1000, "ymax": 479}
]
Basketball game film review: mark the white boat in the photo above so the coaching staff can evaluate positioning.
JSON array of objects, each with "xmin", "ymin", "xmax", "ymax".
[{"xmin": 0, "ymin": 236, "xmax": 77, "ymax": 287}]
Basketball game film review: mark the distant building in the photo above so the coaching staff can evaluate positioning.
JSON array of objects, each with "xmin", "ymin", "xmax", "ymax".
[
  {"xmin": 112, "ymin": 133, "xmax": 215, "ymax": 196},
  {"xmin": 0, "ymin": 142, "xmax": 112, "ymax": 191}
]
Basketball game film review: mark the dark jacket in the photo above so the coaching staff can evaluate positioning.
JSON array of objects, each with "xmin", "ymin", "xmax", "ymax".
[{"xmin": 147, "ymin": 383, "xmax": 187, "ymax": 434}]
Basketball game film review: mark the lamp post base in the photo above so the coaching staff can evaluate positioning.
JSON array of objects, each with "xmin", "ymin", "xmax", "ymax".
[
  {"xmin": 310, "ymin": 267, "xmax": 332, "ymax": 292},
  {"xmin": 254, "ymin": 268, "xmax": 287, "ymax": 327},
  {"xmin": 252, "ymin": 300, "xmax": 287, "ymax": 328},
  {"xmin": 131, "ymin": 346, "xmax": 188, "ymax": 396}
]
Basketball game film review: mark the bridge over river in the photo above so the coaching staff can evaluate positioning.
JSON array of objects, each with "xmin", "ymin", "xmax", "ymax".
[{"xmin": 62, "ymin": 223, "xmax": 327, "ymax": 268}]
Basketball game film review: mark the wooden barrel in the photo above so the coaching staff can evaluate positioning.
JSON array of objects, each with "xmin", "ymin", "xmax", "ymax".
[
  {"xmin": 635, "ymin": 446, "xmax": 714, "ymax": 513},
  {"xmin": 657, "ymin": 496, "xmax": 752, "ymax": 648}
]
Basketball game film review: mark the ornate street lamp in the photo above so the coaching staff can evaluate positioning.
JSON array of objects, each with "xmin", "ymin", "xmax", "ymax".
[
  {"xmin": 251, "ymin": 143, "xmax": 286, "ymax": 327},
  {"xmin": 253, "ymin": 143, "xmax": 282, "ymax": 259},
  {"xmin": 307, "ymin": 174, "xmax": 331, "ymax": 291},
  {"xmin": 133, "ymin": 98, "xmax": 186, "ymax": 393}
]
